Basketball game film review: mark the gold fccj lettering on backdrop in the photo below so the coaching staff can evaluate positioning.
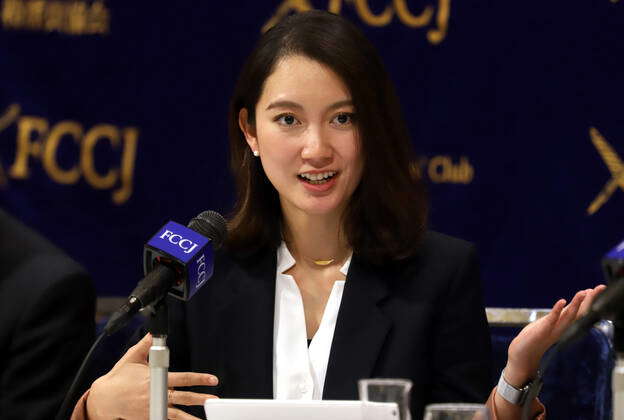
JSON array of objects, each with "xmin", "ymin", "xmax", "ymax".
[
  {"xmin": 410, "ymin": 155, "xmax": 474, "ymax": 184},
  {"xmin": 0, "ymin": 104, "xmax": 138, "ymax": 205},
  {"xmin": 263, "ymin": 0, "xmax": 451, "ymax": 45},
  {"xmin": 587, "ymin": 127, "xmax": 623, "ymax": 215},
  {"xmin": 0, "ymin": 0, "xmax": 109, "ymax": 35}
]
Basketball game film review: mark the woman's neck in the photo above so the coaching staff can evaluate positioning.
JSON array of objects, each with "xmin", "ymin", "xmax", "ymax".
[{"xmin": 282, "ymin": 208, "xmax": 350, "ymax": 270}]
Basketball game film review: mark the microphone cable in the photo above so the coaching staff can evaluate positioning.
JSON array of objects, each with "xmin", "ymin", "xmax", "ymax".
[{"xmin": 56, "ymin": 332, "xmax": 106, "ymax": 420}]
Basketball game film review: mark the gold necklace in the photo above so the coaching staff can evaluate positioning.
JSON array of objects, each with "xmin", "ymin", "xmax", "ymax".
[
  {"xmin": 312, "ymin": 259, "xmax": 335, "ymax": 266},
  {"xmin": 283, "ymin": 238, "xmax": 345, "ymax": 267}
]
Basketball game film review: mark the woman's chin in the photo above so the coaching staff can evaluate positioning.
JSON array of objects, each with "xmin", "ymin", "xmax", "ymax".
[{"xmin": 286, "ymin": 197, "xmax": 347, "ymax": 219}]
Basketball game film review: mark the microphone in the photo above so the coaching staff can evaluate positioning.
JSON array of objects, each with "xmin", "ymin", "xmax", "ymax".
[
  {"xmin": 104, "ymin": 210, "xmax": 227, "ymax": 335},
  {"xmin": 558, "ymin": 238, "xmax": 624, "ymax": 348},
  {"xmin": 603, "ymin": 238, "xmax": 624, "ymax": 284},
  {"xmin": 604, "ymin": 239, "xmax": 624, "ymax": 352}
]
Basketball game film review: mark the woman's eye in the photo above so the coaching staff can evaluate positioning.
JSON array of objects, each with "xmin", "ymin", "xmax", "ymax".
[
  {"xmin": 276, "ymin": 114, "xmax": 299, "ymax": 126},
  {"xmin": 332, "ymin": 113, "xmax": 354, "ymax": 126}
]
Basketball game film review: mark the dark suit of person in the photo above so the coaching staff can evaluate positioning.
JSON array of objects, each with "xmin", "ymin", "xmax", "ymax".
[
  {"xmin": 162, "ymin": 230, "xmax": 492, "ymax": 419},
  {"xmin": 0, "ymin": 209, "xmax": 95, "ymax": 420}
]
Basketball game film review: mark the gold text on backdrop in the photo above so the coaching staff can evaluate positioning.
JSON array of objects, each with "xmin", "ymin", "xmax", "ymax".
[
  {"xmin": 263, "ymin": 0, "xmax": 451, "ymax": 45},
  {"xmin": 0, "ymin": 104, "xmax": 138, "ymax": 204},
  {"xmin": 411, "ymin": 155, "xmax": 474, "ymax": 184},
  {"xmin": 1, "ymin": 0, "xmax": 109, "ymax": 35},
  {"xmin": 0, "ymin": 103, "xmax": 20, "ymax": 187},
  {"xmin": 587, "ymin": 127, "xmax": 623, "ymax": 215}
]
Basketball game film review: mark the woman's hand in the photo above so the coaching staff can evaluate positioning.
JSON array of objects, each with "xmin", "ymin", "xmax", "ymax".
[
  {"xmin": 86, "ymin": 333, "xmax": 218, "ymax": 420},
  {"xmin": 503, "ymin": 284, "xmax": 607, "ymax": 387}
]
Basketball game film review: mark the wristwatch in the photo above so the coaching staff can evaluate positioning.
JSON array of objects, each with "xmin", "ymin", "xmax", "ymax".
[{"xmin": 496, "ymin": 370, "xmax": 541, "ymax": 405}]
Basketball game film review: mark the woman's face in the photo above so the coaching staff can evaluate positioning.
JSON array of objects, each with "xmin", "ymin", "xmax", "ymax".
[{"xmin": 240, "ymin": 55, "xmax": 363, "ymax": 220}]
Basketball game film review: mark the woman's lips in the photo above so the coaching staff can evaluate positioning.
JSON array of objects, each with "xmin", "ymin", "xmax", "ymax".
[{"xmin": 298, "ymin": 172, "xmax": 339, "ymax": 193}]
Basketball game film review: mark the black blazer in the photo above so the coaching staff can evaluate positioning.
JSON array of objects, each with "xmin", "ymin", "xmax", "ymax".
[
  {"xmin": 164, "ymin": 230, "xmax": 492, "ymax": 419},
  {"xmin": 0, "ymin": 209, "xmax": 95, "ymax": 420}
]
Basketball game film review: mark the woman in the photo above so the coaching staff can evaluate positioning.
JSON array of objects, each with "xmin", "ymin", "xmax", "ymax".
[{"xmin": 75, "ymin": 10, "xmax": 604, "ymax": 420}]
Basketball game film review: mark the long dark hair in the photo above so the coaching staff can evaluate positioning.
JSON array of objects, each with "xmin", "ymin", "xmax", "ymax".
[{"xmin": 227, "ymin": 10, "xmax": 428, "ymax": 264}]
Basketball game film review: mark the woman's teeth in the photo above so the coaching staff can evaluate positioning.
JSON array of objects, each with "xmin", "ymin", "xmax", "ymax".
[{"xmin": 298, "ymin": 171, "xmax": 337, "ymax": 184}]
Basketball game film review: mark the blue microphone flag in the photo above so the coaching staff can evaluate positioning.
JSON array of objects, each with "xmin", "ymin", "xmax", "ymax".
[{"xmin": 144, "ymin": 220, "xmax": 214, "ymax": 301}]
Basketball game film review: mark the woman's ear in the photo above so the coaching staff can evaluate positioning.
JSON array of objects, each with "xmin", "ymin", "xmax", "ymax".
[{"xmin": 238, "ymin": 108, "xmax": 258, "ymax": 153}]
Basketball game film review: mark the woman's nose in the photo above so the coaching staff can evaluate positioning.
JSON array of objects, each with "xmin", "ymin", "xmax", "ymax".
[{"xmin": 301, "ymin": 127, "xmax": 332, "ymax": 166}]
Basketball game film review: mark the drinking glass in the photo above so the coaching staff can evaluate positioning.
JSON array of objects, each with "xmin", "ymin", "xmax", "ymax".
[
  {"xmin": 423, "ymin": 403, "xmax": 491, "ymax": 420},
  {"xmin": 358, "ymin": 378, "xmax": 413, "ymax": 420}
]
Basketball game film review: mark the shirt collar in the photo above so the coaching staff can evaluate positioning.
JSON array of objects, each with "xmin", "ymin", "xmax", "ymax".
[
  {"xmin": 276, "ymin": 241, "xmax": 296, "ymax": 274},
  {"xmin": 277, "ymin": 241, "xmax": 352, "ymax": 276}
]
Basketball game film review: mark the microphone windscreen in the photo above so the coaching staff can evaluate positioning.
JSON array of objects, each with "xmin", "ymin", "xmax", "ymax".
[{"xmin": 189, "ymin": 210, "xmax": 227, "ymax": 249}]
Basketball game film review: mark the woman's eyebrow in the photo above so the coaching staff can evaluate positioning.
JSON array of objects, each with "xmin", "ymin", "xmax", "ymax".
[
  {"xmin": 266, "ymin": 100, "xmax": 303, "ymax": 111},
  {"xmin": 266, "ymin": 99, "xmax": 353, "ymax": 111},
  {"xmin": 326, "ymin": 99, "xmax": 353, "ymax": 111}
]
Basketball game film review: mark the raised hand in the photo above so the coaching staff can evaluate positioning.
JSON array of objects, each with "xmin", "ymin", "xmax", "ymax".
[
  {"xmin": 85, "ymin": 333, "xmax": 218, "ymax": 420},
  {"xmin": 504, "ymin": 285, "xmax": 607, "ymax": 388}
]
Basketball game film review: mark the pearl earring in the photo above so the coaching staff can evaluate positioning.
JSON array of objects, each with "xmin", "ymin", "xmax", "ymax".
[{"xmin": 253, "ymin": 150, "xmax": 259, "ymax": 157}]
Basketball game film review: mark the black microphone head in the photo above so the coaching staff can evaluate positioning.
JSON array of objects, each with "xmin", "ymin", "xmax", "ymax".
[
  {"xmin": 592, "ymin": 277, "xmax": 624, "ymax": 318},
  {"xmin": 188, "ymin": 210, "xmax": 227, "ymax": 249}
]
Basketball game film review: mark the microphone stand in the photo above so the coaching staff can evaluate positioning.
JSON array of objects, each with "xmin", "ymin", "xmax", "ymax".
[
  {"xmin": 148, "ymin": 300, "xmax": 169, "ymax": 420},
  {"xmin": 614, "ymin": 355, "xmax": 624, "ymax": 420},
  {"xmin": 613, "ymin": 319, "xmax": 624, "ymax": 420}
]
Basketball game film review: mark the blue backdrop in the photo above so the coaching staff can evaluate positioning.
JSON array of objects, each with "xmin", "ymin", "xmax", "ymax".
[{"xmin": 0, "ymin": 0, "xmax": 622, "ymax": 307}]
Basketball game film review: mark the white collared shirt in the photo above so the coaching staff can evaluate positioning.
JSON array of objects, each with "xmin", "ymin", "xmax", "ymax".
[{"xmin": 273, "ymin": 242, "xmax": 351, "ymax": 400}]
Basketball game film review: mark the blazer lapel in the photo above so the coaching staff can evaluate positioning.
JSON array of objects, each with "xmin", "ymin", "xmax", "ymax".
[
  {"xmin": 323, "ymin": 254, "xmax": 391, "ymax": 399},
  {"xmin": 216, "ymin": 248, "xmax": 276, "ymax": 399}
]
